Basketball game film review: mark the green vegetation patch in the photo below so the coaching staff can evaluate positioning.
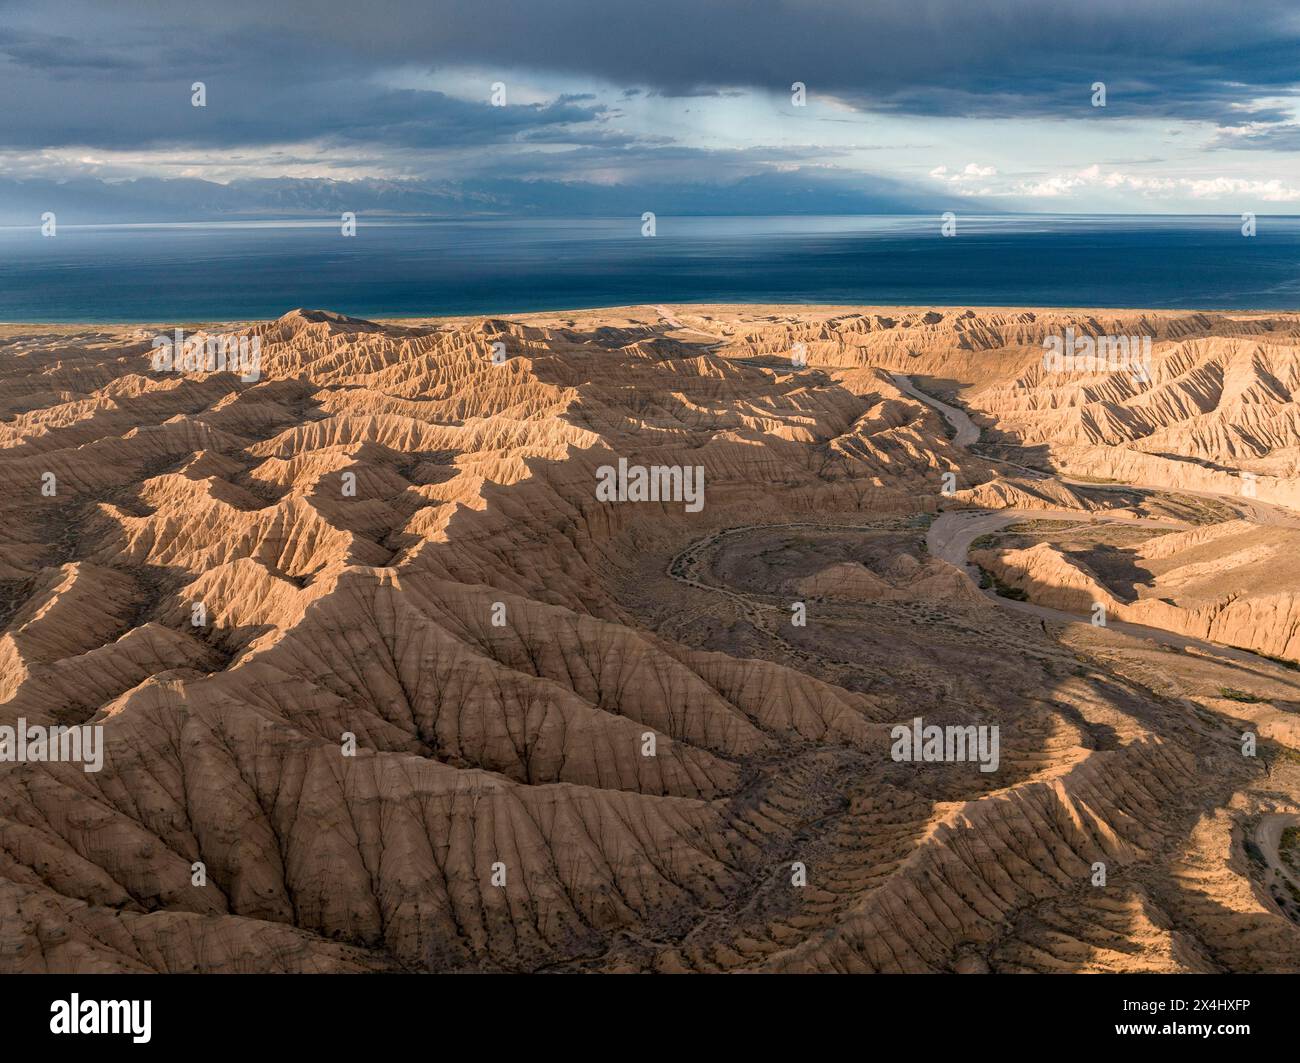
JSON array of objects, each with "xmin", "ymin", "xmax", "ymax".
[{"xmin": 1219, "ymin": 687, "xmax": 1266, "ymax": 703}]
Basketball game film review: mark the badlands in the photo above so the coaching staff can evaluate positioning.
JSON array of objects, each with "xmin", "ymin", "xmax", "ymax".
[{"xmin": 1, "ymin": 303, "xmax": 1299, "ymax": 973}]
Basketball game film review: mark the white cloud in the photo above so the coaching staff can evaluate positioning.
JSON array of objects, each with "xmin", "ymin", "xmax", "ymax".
[
  {"xmin": 929, "ymin": 161, "xmax": 998, "ymax": 184},
  {"xmin": 1184, "ymin": 176, "xmax": 1300, "ymax": 201},
  {"xmin": 1009, "ymin": 164, "xmax": 1300, "ymax": 202}
]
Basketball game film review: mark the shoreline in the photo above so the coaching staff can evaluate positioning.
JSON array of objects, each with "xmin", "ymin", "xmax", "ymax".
[{"xmin": 4, "ymin": 300, "xmax": 1300, "ymax": 330}]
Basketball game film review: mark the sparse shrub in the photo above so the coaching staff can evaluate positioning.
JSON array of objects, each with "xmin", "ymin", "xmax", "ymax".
[{"xmin": 1219, "ymin": 687, "xmax": 1265, "ymax": 703}]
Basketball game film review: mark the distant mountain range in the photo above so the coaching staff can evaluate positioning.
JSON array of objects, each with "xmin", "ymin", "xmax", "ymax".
[{"xmin": 0, "ymin": 171, "xmax": 982, "ymax": 225}]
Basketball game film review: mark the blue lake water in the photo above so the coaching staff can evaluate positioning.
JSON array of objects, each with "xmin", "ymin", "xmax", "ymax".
[{"xmin": 1, "ymin": 214, "xmax": 1298, "ymax": 322}]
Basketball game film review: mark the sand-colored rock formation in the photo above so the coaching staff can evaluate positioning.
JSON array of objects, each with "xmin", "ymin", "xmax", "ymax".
[{"xmin": 1, "ymin": 305, "xmax": 1298, "ymax": 973}]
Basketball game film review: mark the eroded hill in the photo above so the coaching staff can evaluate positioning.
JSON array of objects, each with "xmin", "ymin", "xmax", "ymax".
[{"xmin": 1, "ymin": 304, "xmax": 1298, "ymax": 973}]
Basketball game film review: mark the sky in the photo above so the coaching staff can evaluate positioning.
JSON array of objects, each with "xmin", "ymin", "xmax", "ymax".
[{"xmin": 2, "ymin": 0, "xmax": 1299, "ymax": 218}]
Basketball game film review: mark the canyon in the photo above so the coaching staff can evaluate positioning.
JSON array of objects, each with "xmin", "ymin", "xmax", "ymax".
[{"xmin": 1, "ymin": 304, "xmax": 1298, "ymax": 973}]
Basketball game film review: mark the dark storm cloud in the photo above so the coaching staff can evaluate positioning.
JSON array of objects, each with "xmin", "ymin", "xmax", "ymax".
[
  {"xmin": 2, "ymin": 0, "xmax": 1298, "ymax": 156},
  {"xmin": 0, "ymin": 21, "xmax": 606, "ymax": 152},
  {"xmin": 92, "ymin": 0, "xmax": 1296, "ymax": 108},
  {"xmin": 0, "ymin": 28, "xmax": 136, "ymax": 73}
]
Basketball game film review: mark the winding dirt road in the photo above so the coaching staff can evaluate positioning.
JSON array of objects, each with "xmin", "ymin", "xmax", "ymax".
[
  {"xmin": 661, "ymin": 360, "xmax": 1296, "ymax": 674},
  {"xmin": 1255, "ymin": 814, "xmax": 1300, "ymax": 902},
  {"xmin": 890, "ymin": 372, "xmax": 980, "ymax": 446},
  {"xmin": 894, "ymin": 374, "xmax": 1300, "ymax": 528},
  {"xmin": 898, "ymin": 372, "xmax": 1300, "ymax": 668},
  {"xmin": 666, "ymin": 520, "xmax": 900, "ymax": 675},
  {"xmin": 649, "ymin": 304, "xmax": 726, "ymax": 343}
]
